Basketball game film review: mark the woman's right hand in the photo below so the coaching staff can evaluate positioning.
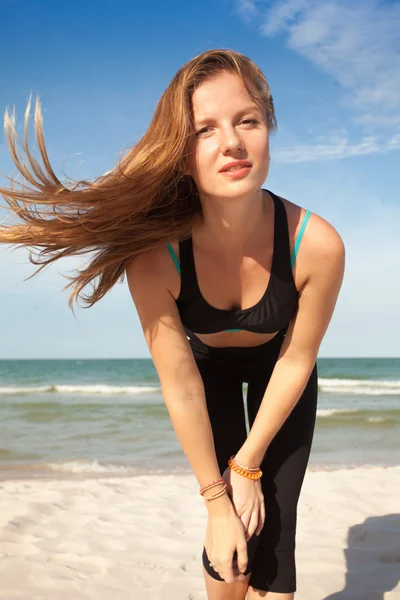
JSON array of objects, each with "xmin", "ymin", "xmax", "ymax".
[{"xmin": 204, "ymin": 505, "xmax": 248, "ymax": 584}]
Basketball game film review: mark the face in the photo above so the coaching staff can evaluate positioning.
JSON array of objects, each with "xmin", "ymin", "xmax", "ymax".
[{"xmin": 187, "ymin": 71, "xmax": 270, "ymax": 199}]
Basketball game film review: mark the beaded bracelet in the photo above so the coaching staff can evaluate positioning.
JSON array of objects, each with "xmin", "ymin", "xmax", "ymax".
[
  {"xmin": 229, "ymin": 454, "xmax": 262, "ymax": 473},
  {"xmin": 231, "ymin": 455, "xmax": 260, "ymax": 472},
  {"xmin": 204, "ymin": 483, "xmax": 227, "ymax": 501},
  {"xmin": 199, "ymin": 477, "xmax": 225, "ymax": 496},
  {"xmin": 228, "ymin": 456, "xmax": 262, "ymax": 480}
]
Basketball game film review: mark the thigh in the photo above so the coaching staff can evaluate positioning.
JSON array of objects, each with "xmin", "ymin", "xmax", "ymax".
[
  {"xmin": 245, "ymin": 363, "xmax": 318, "ymax": 592},
  {"xmin": 196, "ymin": 358, "xmax": 247, "ymax": 473},
  {"xmin": 246, "ymin": 362, "xmax": 318, "ymax": 545}
]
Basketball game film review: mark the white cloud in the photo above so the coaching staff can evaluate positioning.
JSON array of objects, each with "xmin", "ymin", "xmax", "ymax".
[
  {"xmin": 234, "ymin": 0, "xmax": 260, "ymax": 23},
  {"xmin": 260, "ymin": 0, "xmax": 400, "ymax": 118},
  {"xmin": 259, "ymin": 0, "xmax": 309, "ymax": 35},
  {"xmin": 352, "ymin": 114, "xmax": 400, "ymax": 128},
  {"xmin": 273, "ymin": 130, "xmax": 400, "ymax": 162}
]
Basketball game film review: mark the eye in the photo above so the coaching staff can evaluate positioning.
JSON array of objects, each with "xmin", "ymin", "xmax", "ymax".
[
  {"xmin": 195, "ymin": 118, "xmax": 259, "ymax": 137},
  {"xmin": 195, "ymin": 127, "xmax": 210, "ymax": 136},
  {"xmin": 242, "ymin": 119, "xmax": 259, "ymax": 126}
]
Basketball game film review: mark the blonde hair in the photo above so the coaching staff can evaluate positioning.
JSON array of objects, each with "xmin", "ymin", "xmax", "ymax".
[{"xmin": 0, "ymin": 48, "xmax": 277, "ymax": 310}]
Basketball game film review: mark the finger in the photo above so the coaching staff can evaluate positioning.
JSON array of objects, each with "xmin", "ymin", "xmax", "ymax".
[
  {"xmin": 232, "ymin": 557, "xmax": 246, "ymax": 580},
  {"xmin": 247, "ymin": 508, "xmax": 259, "ymax": 540},
  {"xmin": 239, "ymin": 509, "xmax": 252, "ymax": 537},
  {"xmin": 255, "ymin": 506, "xmax": 263, "ymax": 536},
  {"xmin": 255, "ymin": 505, "xmax": 265, "ymax": 536},
  {"xmin": 221, "ymin": 559, "xmax": 235, "ymax": 584},
  {"xmin": 208, "ymin": 555, "xmax": 218, "ymax": 574},
  {"xmin": 258, "ymin": 499, "xmax": 266, "ymax": 535},
  {"xmin": 236, "ymin": 541, "xmax": 248, "ymax": 575}
]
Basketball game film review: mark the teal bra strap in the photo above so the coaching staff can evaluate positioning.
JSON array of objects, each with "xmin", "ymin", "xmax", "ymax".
[
  {"xmin": 166, "ymin": 242, "xmax": 181, "ymax": 275},
  {"xmin": 291, "ymin": 210, "xmax": 311, "ymax": 268}
]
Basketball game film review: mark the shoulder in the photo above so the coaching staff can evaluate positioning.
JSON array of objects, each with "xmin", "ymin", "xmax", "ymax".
[
  {"xmin": 278, "ymin": 194, "xmax": 345, "ymax": 286},
  {"xmin": 279, "ymin": 194, "xmax": 343, "ymax": 248},
  {"xmin": 126, "ymin": 245, "xmax": 166, "ymax": 276},
  {"xmin": 125, "ymin": 245, "xmax": 171, "ymax": 290},
  {"xmin": 125, "ymin": 242, "xmax": 181, "ymax": 300}
]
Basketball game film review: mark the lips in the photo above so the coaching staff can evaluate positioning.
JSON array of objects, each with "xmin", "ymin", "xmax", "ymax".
[{"xmin": 219, "ymin": 160, "xmax": 252, "ymax": 172}]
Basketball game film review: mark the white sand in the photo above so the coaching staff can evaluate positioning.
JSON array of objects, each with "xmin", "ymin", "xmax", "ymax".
[{"xmin": 0, "ymin": 467, "xmax": 399, "ymax": 600}]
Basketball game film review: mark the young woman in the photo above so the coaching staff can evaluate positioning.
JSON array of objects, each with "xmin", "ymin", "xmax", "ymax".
[{"xmin": 0, "ymin": 49, "xmax": 345, "ymax": 599}]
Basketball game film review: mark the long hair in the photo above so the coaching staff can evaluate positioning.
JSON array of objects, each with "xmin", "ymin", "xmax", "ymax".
[{"xmin": 0, "ymin": 48, "xmax": 277, "ymax": 311}]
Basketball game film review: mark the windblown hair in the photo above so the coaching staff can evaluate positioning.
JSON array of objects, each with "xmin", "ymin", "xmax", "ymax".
[{"xmin": 0, "ymin": 48, "xmax": 277, "ymax": 310}]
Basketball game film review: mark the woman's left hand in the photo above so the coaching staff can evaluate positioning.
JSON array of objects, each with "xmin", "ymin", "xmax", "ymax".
[{"xmin": 221, "ymin": 465, "xmax": 265, "ymax": 541}]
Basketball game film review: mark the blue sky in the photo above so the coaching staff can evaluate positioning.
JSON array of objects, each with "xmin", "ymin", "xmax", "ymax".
[{"xmin": 0, "ymin": 0, "xmax": 399, "ymax": 359}]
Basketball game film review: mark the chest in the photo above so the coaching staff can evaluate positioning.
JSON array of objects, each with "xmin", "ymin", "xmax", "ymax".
[
  {"xmin": 168, "ymin": 212, "xmax": 308, "ymax": 310},
  {"xmin": 191, "ymin": 246, "xmax": 275, "ymax": 312}
]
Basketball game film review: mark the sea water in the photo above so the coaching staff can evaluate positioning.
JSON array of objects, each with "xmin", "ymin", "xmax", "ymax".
[{"xmin": 0, "ymin": 358, "xmax": 398, "ymax": 479}]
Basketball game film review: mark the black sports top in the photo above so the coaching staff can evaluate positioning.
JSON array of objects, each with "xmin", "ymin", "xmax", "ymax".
[{"xmin": 166, "ymin": 190, "xmax": 310, "ymax": 337}]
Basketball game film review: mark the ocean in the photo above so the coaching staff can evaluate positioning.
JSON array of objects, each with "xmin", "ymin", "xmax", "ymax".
[{"xmin": 0, "ymin": 358, "xmax": 399, "ymax": 480}]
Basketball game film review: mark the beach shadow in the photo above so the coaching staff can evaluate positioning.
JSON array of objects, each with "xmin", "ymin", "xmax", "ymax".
[{"xmin": 323, "ymin": 514, "xmax": 400, "ymax": 600}]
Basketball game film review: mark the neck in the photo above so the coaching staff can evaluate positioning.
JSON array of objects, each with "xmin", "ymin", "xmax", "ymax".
[{"xmin": 193, "ymin": 188, "xmax": 270, "ymax": 254}]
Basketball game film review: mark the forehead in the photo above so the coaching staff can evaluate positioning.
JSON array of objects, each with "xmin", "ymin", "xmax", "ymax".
[{"xmin": 191, "ymin": 72, "xmax": 258, "ymax": 122}]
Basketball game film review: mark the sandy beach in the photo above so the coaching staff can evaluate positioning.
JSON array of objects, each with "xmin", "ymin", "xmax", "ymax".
[{"xmin": 0, "ymin": 466, "xmax": 399, "ymax": 599}]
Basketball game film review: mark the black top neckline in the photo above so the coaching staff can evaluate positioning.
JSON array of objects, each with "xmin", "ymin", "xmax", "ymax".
[{"xmin": 185, "ymin": 189, "xmax": 278, "ymax": 315}]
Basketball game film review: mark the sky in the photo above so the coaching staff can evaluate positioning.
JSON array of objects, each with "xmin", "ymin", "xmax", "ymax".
[{"xmin": 0, "ymin": 0, "xmax": 399, "ymax": 359}]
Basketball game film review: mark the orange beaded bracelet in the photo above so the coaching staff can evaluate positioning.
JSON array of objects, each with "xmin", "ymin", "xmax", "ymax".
[
  {"xmin": 228, "ymin": 455, "xmax": 262, "ymax": 480},
  {"xmin": 232, "ymin": 456, "xmax": 260, "ymax": 472}
]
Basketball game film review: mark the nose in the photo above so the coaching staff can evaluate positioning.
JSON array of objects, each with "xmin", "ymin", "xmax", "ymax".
[{"xmin": 220, "ymin": 125, "xmax": 245, "ymax": 154}]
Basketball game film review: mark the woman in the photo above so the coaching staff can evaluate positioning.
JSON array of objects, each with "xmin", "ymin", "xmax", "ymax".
[{"xmin": 0, "ymin": 49, "xmax": 345, "ymax": 599}]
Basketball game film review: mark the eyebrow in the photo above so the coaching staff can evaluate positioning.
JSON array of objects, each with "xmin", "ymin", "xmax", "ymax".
[{"xmin": 194, "ymin": 105, "xmax": 262, "ymax": 127}]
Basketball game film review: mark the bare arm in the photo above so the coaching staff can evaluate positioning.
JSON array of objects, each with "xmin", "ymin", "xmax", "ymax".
[
  {"xmin": 125, "ymin": 249, "xmax": 232, "ymax": 514},
  {"xmin": 236, "ymin": 218, "xmax": 346, "ymax": 466}
]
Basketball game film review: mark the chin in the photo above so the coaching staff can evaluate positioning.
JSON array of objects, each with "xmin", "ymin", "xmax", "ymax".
[{"xmin": 217, "ymin": 179, "xmax": 263, "ymax": 196}]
